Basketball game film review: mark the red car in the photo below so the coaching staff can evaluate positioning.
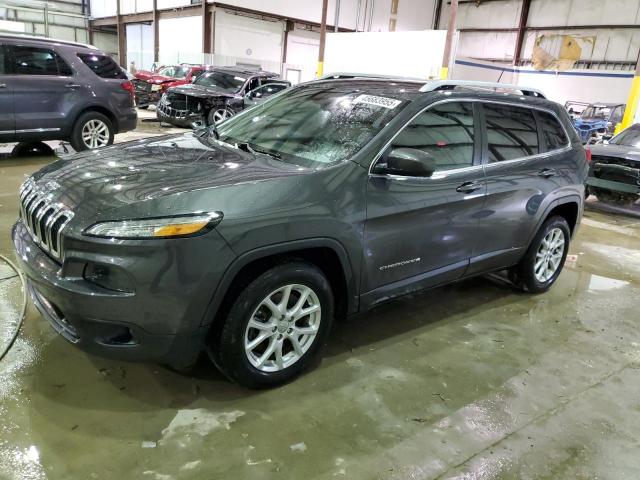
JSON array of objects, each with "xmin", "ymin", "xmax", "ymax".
[{"xmin": 132, "ymin": 64, "xmax": 207, "ymax": 108}]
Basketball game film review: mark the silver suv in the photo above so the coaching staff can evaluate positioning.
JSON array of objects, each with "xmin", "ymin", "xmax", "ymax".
[{"xmin": 0, "ymin": 34, "xmax": 137, "ymax": 151}]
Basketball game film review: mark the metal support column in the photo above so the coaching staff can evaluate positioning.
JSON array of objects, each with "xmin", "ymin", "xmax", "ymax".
[
  {"xmin": 202, "ymin": 0, "xmax": 212, "ymax": 56},
  {"xmin": 116, "ymin": 1, "xmax": 126, "ymax": 68},
  {"xmin": 513, "ymin": 0, "xmax": 531, "ymax": 65},
  {"xmin": 441, "ymin": 0, "xmax": 458, "ymax": 79},
  {"xmin": 153, "ymin": 0, "xmax": 159, "ymax": 63},
  {"xmin": 620, "ymin": 49, "xmax": 640, "ymax": 132},
  {"xmin": 317, "ymin": 0, "xmax": 329, "ymax": 78}
]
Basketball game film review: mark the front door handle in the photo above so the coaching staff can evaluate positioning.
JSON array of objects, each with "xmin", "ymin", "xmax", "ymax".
[
  {"xmin": 456, "ymin": 181, "xmax": 483, "ymax": 194},
  {"xmin": 538, "ymin": 168, "xmax": 557, "ymax": 178},
  {"xmin": 0, "ymin": 83, "xmax": 7, "ymax": 88},
  {"xmin": 65, "ymin": 83, "xmax": 81, "ymax": 89}
]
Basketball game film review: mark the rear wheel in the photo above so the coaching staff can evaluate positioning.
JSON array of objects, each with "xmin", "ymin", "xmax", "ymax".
[
  {"xmin": 593, "ymin": 187, "xmax": 639, "ymax": 207},
  {"xmin": 211, "ymin": 262, "xmax": 334, "ymax": 388},
  {"xmin": 70, "ymin": 111, "xmax": 114, "ymax": 151},
  {"xmin": 509, "ymin": 216, "xmax": 570, "ymax": 293}
]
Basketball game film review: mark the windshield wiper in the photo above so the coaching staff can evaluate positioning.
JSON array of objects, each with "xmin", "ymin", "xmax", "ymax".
[{"xmin": 237, "ymin": 142, "xmax": 281, "ymax": 159}]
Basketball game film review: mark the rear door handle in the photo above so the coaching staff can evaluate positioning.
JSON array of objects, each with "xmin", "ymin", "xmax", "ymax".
[
  {"xmin": 538, "ymin": 168, "xmax": 557, "ymax": 178},
  {"xmin": 65, "ymin": 83, "xmax": 81, "ymax": 89},
  {"xmin": 456, "ymin": 181, "xmax": 483, "ymax": 194},
  {"xmin": 0, "ymin": 83, "xmax": 7, "ymax": 88}
]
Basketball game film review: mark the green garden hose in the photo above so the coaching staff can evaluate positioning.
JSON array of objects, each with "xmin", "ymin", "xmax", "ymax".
[{"xmin": 0, "ymin": 254, "xmax": 27, "ymax": 362}]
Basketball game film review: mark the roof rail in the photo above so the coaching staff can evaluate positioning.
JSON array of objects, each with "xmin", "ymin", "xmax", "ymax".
[
  {"xmin": 319, "ymin": 72, "xmax": 425, "ymax": 83},
  {"xmin": 420, "ymin": 80, "xmax": 546, "ymax": 98},
  {"xmin": 0, "ymin": 33, "xmax": 98, "ymax": 50}
]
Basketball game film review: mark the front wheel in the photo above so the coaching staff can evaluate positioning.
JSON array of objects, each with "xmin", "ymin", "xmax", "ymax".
[
  {"xmin": 212, "ymin": 262, "xmax": 334, "ymax": 388},
  {"xmin": 509, "ymin": 216, "xmax": 570, "ymax": 293},
  {"xmin": 206, "ymin": 106, "xmax": 235, "ymax": 126},
  {"xmin": 70, "ymin": 111, "xmax": 114, "ymax": 151}
]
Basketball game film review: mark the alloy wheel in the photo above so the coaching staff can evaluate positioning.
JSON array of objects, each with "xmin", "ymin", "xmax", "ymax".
[
  {"xmin": 244, "ymin": 284, "xmax": 321, "ymax": 372},
  {"xmin": 213, "ymin": 108, "xmax": 234, "ymax": 124},
  {"xmin": 534, "ymin": 227, "xmax": 566, "ymax": 283},
  {"xmin": 81, "ymin": 119, "xmax": 110, "ymax": 149}
]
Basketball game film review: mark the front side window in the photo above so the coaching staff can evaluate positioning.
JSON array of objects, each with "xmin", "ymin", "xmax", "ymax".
[
  {"xmin": 217, "ymin": 85, "xmax": 409, "ymax": 168},
  {"xmin": 538, "ymin": 110, "xmax": 569, "ymax": 151},
  {"xmin": 11, "ymin": 46, "xmax": 72, "ymax": 76},
  {"xmin": 384, "ymin": 101, "xmax": 475, "ymax": 172},
  {"xmin": 78, "ymin": 53, "xmax": 126, "ymax": 79},
  {"xmin": 195, "ymin": 71, "xmax": 246, "ymax": 93},
  {"xmin": 484, "ymin": 104, "xmax": 539, "ymax": 162},
  {"xmin": 248, "ymin": 83, "xmax": 288, "ymax": 99}
]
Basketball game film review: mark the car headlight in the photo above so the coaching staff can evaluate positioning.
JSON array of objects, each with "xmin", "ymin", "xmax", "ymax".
[
  {"xmin": 84, "ymin": 212, "xmax": 223, "ymax": 239},
  {"xmin": 151, "ymin": 84, "xmax": 162, "ymax": 91}
]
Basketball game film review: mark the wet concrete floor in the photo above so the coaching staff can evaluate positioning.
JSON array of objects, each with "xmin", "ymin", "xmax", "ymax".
[{"xmin": 1, "ymin": 123, "xmax": 640, "ymax": 479}]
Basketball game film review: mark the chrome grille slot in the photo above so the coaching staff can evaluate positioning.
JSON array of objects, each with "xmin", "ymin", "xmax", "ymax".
[{"xmin": 18, "ymin": 179, "xmax": 74, "ymax": 261}]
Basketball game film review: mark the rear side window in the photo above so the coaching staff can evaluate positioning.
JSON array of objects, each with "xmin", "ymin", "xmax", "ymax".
[
  {"xmin": 538, "ymin": 110, "xmax": 569, "ymax": 151},
  {"xmin": 11, "ymin": 46, "xmax": 72, "ymax": 76},
  {"xmin": 484, "ymin": 103, "xmax": 539, "ymax": 162},
  {"xmin": 389, "ymin": 101, "xmax": 475, "ymax": 172},
  {"xmin": 77, "ymin": 53, "xmax": 127, "ymax": 79}
]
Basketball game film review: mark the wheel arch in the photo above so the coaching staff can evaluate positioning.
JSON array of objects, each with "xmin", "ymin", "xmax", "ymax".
[
  {"xmin": 202, "ymin": 238, "xmax": 359, "ymax": 330},
  {"xmin": 528, "ymin": 195, "xmax": 582, "ymax": 246},
  {"xmin": 70, "ymin": 105, "xmax": 119, "ymax": 135}
]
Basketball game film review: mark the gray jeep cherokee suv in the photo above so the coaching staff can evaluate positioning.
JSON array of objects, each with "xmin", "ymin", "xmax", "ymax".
[
  {"xmin": 12, "ymin": 78, "xmax": 588, "ymax": 388},
  {"xmin": 0, "ymin": 34, "xmax": 137, "ymax": 151}
]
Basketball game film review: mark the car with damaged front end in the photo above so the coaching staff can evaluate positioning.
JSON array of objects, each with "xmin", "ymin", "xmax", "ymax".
[
  {"xmin": 587, "ymin": 123, "xmax": 640, "ymax": 207},
  {"xmin": 156, "ymin": 67, "xmax": 290, "ymax": 128}
]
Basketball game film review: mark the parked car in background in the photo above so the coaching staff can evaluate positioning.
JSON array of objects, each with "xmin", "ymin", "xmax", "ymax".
[
  {"xmin": 156, "ymin": 67, "xmax": 290, "ymax": 127},
  {"xmin": 565, "ymin": 100, "xmax": 589, "ymax": 120},
  {"xmin": 0, "ymin": 34, "xmax": 136, "ymax": 151},
  {"xmin": 573, "ymin": 102, "xmax": 625, "ymax": 144},
  {"xmin": 13, "ymin": 78, "xmax": 587, "ymax": 388},
  {"xmin": 132, "ymin": 64, "xmax": 207, "ymax": 108},
  {"xmin": 586, "ymin": 123, "xmax": 640, "ymax": 207}
]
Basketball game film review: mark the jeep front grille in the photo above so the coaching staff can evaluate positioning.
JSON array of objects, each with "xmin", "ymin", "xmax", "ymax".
[{"xmin": 19, "ymin": 179, "xmax": 74, "ymax": 261}]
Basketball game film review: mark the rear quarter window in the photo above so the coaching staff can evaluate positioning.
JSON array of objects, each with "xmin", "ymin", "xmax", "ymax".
[
  {"xmin": 537, "ymin": 110, "xmax": 569, "ymax": 151},
  {"xmin": 77, "ymin": 53, "xmax": 127, "ymax": 79},
  {"xmin": 484, "ymin": 103, "xmax": 539, "ymax": 162}
]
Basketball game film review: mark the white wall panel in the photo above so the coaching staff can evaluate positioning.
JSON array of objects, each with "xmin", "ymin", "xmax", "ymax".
[
  {"xmin": 458, "ymin": 31, "xmax": 519, "ymax": 62},
  {"xmin": 456, "ymin": 0, "xmax": 521, "ymax": 29},
  {"xmin": 214, "ymin": 11, "xmax": 284, "ymax": 64},
  {"xmin": 528, "ymin": 0, "xmax": 640, "ymax": 27},
  {"xmin": 395, "ymin": 0, "xmax": 437, "ymax": 31},
  {"xmin": 286, "ymin": 29, "xmax": 319, "ymax": 82},
  {"xmin": 126, "ymin": 23, "xmax": 154, "ymax": 70},
  {"xmin": 158, "ymin": 15, "xmax": 202, "ymax": 64},
  {"xmin": 90, "ymin": 0, "xmax": 116, "ymax": 18}
]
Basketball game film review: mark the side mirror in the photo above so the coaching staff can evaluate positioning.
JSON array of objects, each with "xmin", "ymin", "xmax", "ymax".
[{"xmin": 382, "ymin": 148, "xmax": 436, "ymax": 177}]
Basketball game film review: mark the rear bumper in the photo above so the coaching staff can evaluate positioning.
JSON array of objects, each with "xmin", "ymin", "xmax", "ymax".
[
  {"xmin": 116, "ymin": 107, "xmax": 138, "ymax": 133},
  {"xmin": 12, "ymin": 220, "xmax": 234, "ymax": 368}
]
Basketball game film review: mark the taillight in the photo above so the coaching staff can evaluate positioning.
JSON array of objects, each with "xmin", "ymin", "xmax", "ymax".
[
  {"xmin": 120, "ymin": 80, "xmax": 134, "ymax": 96},
  {"xmin": 585, "ymin": 146, "xmax": 592, "ymax": 163}
]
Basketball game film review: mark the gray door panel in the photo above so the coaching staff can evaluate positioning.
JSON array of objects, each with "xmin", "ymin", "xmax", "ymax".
[
  {"xmin": 0, "ymin": 44, "xmax": 14, "ymax": 140},
  {"xmin": 363, "ymin": 168, "xmax": 486, "ymax": 292}
]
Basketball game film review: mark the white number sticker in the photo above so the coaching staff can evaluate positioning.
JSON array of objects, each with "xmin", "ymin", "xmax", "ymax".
[{"xmin": 353, "ymin": 94, "xmax": 402, "ymax": 109}]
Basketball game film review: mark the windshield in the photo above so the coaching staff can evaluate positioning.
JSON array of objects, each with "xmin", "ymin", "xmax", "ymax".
[
  {"xmin": 195, "ymin": 71, "xmax": 246, "ymax": 93},
  {"xmin": 581, "ymin": 106, "xmax": 611, "ymax": 119},
  {"xmin": 216, "ymin": 85, "xmax": 409, "ymax": 168},
  {"xmin": 610, "ymin": 126, "xmax": 640, "ymax": 147},
  {"xmin": 157, "ymin": 65, "xmax": 190, "ymax": 79}
]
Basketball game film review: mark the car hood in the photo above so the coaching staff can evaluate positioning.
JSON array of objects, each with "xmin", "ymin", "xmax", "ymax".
[
  {"xmin": 135, "ymin": 71, "xmax": 177, "ymax": 83},
  {"xmin": 590, "ymin": 143, "xmax": 640, "ymax": 163},
  {"xmin": 168, "ymin": 83, "xmax": 236, "ymax": 99},
  {"xmin": 28, "ymin": 133, "xmax": 313, "ymax": 227}
]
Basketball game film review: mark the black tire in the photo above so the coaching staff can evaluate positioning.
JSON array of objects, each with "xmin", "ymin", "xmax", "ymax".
[
  {"xmin": 211, "ymin": 261, "xmax": 334, "ymax": 389},
  {"xmin": 69, "ymin": 111, "xmax": 114, "ymax": 152},
  {"xmin": 206, "ymin": 106, "xmax": 234, "ymax": 126},
  {"xmin": 593, "ymin": 187, "xmax": 639, "ymax": 207},
  {"xmin": 508, "ymin": 216, "xmax": 571, "ymax": 294}
]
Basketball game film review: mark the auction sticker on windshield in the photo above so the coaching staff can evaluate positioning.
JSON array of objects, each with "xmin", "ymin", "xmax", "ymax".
[{"xmin": 353, "ymin": 94, "xmax": 402, "ymax": 109}]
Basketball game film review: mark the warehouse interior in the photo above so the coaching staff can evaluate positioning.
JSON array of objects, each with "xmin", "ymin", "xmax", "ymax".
[{"xmin": 1, "ymin": 0, "xmax": 640, "ymax": 479}]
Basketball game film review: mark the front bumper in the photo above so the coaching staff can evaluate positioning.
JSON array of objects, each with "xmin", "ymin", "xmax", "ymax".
[
  {"xmin": 156, "ymin": 101, "xmax": 203, "ymax": 128},
  {"xmin": 12, "ymin": 220, "xmax": 235, "ymax": 368},
  {"xmin": 587, "ymin": 162, "xmax": 640, "ymax": 194},
  {"xmin": 134, "ymin": 86, "xmax": 162, "ymax": 107}
]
